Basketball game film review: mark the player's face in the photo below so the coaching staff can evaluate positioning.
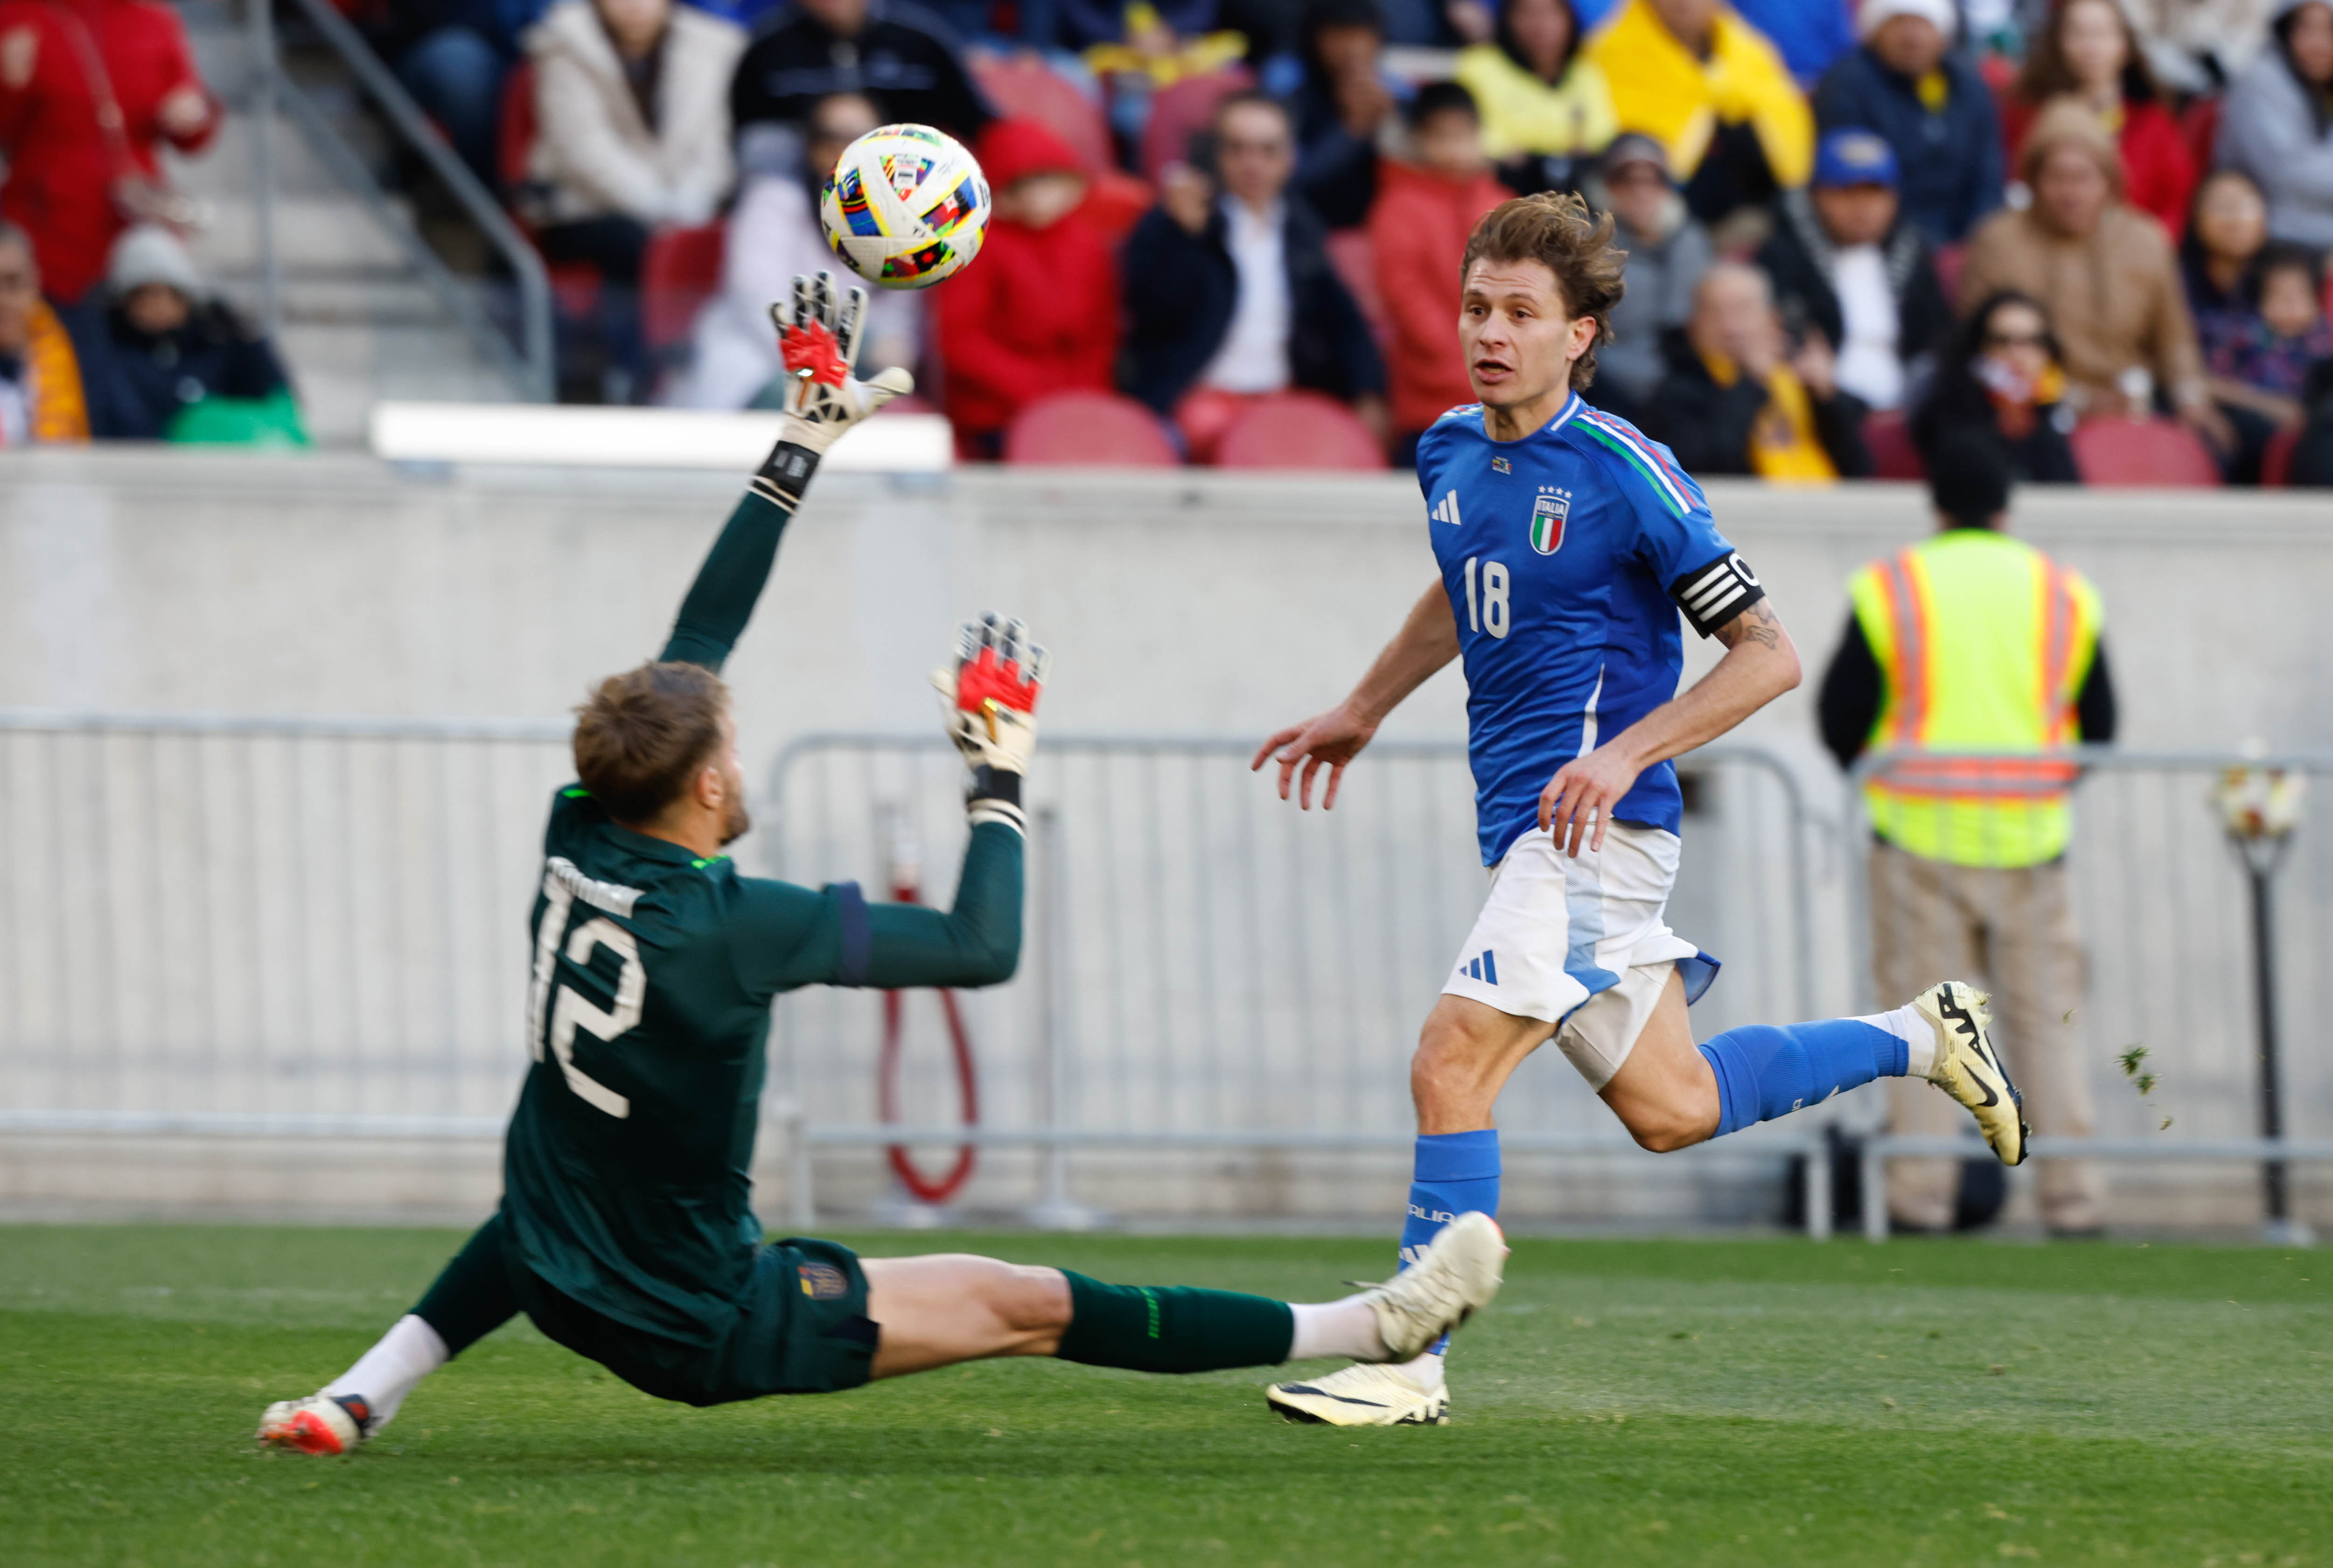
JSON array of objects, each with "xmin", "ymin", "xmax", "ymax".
[
  {"xmin": 713, "ymin": 710, "xmax": 752, "ymax": 846},
  {"xmin": 1460, "ymin": 258, "xmax": 1593, "ymax": 411}
]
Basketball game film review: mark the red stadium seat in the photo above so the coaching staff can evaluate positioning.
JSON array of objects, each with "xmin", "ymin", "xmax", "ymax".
[
  {"xmin": 496, "ymin": 60, "xmax": 601, "ymax": 313},
  {"xmin": 1862, "ymin": 409, "xmax": 1926, "ymax": 481},
  {"xmin": 1139, "ymin": 67, "xmax": 1253, "ymax": 185},
  {"xmin": 643, "ymin": 221, "xmax": 726, "ymax": 355},
  {"xmin": 2263, "ymin": 425, "xmax": 2301, "ymax": 487},
  {"xmin": 2069, "ymin": 417, "xmax": 2222, "ymax": 486},
  {"xmin": 1004, "ymin": 390, "xmax": 1181, "ymax": 466},
  {"xmin": 1077, "ymin": 170, "xmax": 1155, "ymax": 244},
  {"xmin": 498, "ymin": 58, "xmax": 539, "ymax": 197},
  {"xmin": 1324, "ymin": 228, "xmax": 1390, "ymax": 354},
  {"xmin": 1215, "ymin": 391, "xmax": 1387, "ymax": 470},
  {"xmin": 971, "ymin": 56, "xmax": 1113, "ymax": 175}
]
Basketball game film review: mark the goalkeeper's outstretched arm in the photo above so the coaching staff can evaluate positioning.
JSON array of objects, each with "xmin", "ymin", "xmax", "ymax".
[
  {"xmin": 659, "ymin": 272, "xmax": 913, "ymax": 672},
  {"xmin": 732, "ymin": 616, "xmax": 1047, "ymax": 997}
]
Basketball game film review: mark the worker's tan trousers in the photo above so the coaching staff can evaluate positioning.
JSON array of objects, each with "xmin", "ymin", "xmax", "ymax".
[{"xmin": 1868, "ymin": 841, "xmax": 2104, "ymax": 1232}]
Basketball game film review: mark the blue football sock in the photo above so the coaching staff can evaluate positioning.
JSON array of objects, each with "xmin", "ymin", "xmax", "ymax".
[
  {"xmin": 1697, "ymin": 1017, "xmax": 1912, "ymax": 1139},
  {"xmin": 1397, "ymin": 1129, "xmax": 1500, "ymax": 1359}
]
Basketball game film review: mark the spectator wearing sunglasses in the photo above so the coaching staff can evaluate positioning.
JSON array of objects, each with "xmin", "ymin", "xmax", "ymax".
[{"xmin": 1912, "ymin": 290, "xmax": 2084, "ymax": 484}]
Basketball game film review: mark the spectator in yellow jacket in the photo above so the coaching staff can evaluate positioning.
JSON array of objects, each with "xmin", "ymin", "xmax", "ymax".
[
  {"xmin": 1453, "ymin": 0, "xmax": 1617, "ymax": 193},
  {"xmin": 0, "ymin": 223, "xmax": 88, "ymax": 446},
  {"xmin": 1584, "ymin": 0, "xmax": 1811, "ymax": 225}
]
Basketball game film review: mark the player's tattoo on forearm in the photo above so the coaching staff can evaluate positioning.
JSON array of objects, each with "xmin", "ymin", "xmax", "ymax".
[{"xmin": 1717, "ymin": 601, "xmax": 1781, "ymax": 652}]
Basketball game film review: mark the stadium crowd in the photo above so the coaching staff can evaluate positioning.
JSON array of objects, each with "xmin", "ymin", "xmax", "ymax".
[{"xmin": 9, "ymin": 0, "xmax": 2333, "ymax": 479}]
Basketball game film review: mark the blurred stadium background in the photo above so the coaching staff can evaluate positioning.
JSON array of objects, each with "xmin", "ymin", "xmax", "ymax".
[
  {"xmin": 3, "ymin": 449, "xmax": 2327, "ymax": 1238},
  {"xmin": 4, "ymin": 0, "xmax": 2331, "ymax": 1243}
]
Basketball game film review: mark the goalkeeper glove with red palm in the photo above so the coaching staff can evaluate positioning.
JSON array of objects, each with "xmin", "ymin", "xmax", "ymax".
[
  {"xmin": 752, "ymin": 270, "xmax": 915, "ymax": 510},
  {"xmin": 932, "ymin": 614, "xmax": 1046, "ymax": 834}
]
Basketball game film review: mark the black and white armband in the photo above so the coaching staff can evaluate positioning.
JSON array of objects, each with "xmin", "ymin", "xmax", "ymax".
[
  {"xmin": 966, "ymin": 767, "xmax": 1026, "ymax": 836},
  {"xmin": 750, "ymin": 439, "xmax": 821, "ymax": 512},
  {"xmin": 1668, "ymin": 552, "xmax": 1767, "ymax": 638}
]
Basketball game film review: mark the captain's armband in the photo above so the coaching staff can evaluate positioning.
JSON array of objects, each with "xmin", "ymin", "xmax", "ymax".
[{"xmin": 1668, "ymin": 553, "xmax": 1767, "ymax": 639}]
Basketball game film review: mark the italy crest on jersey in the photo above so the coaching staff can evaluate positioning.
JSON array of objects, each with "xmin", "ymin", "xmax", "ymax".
[{"xmin": 1530, "ymin": 488, "xmax": 1570, "ymax": 555}]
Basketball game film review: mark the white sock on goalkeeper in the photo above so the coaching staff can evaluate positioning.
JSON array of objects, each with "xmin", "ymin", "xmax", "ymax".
[
  {"xmin": 1285, "ymin": 1295, "xmax": 1388, "ymax": 1361},
  {"xmin": 323, "ymin": 1313, "xmax": 448, "ymax": 1432}
]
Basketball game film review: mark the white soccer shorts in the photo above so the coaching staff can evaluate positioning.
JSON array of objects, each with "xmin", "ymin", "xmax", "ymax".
[{"xmin": 1440, "ymin": 822, "xmax": 1714, "ymax": 1090}]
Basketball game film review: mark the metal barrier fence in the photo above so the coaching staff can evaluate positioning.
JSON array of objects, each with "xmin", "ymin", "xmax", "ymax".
[
  {"xmin": 762, "ymin": 734, "xmax": 1832, "ymax": 1233},
  {"xmin": 7, "ymin": 712, "xmax": 2325, "ymax": 1240},
  {"xmin": 0, "ymin": 711, "xmax": 573, "ymax": 1136},
  {"xmin": 1843, "ymin": 747, "xmax": 2333, "ymax": 1240}
]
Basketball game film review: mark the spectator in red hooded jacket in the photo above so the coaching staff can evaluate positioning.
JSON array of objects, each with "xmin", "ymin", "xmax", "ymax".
[
  {"xmin": 2005, "ymin": 0, "xmax": 2195, "ymax": 238},
  {"xmin": 936, "ymin": 118, "xmax": 1119, "ymax": 458},
  {"xmin": 0, "ymin": 0, "xmax": 217, "ymax": 306},
  {"xmin": 1369, "ymin": 81, "xmax": 1509, "ymax": 465}
]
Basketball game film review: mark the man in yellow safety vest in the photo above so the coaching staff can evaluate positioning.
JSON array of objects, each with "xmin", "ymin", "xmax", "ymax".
[{"xmin": 1818, "ymin": 431, "xmax": 2117, "ymax": 1234}]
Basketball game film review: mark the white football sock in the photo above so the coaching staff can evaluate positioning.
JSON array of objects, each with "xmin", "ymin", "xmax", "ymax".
[
  {"xmin": 1286, "ymin": 1296, "xmax": 1387, "ymax": 1362},
  {"xmin": 323, "ymin": 1314, "xmax": 447, "ymax": 1432},
  {"xmin": 1858, "ymin": 1005, "xmax": 1934, "ymax": 1078},
  {"xmin": 1394, "ymin": 1348, "xmax": 1446, "ymax": 1389}
]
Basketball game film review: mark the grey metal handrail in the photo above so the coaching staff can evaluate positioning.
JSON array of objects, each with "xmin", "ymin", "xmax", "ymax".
[
  {"xmin": 767, "ymin": 730, "xmax": 1824, "ymax": 1021},
  {"xmin": 268, "ymin": 0, "xmax": 554, "ymax": 400},
  {"xmin": 1856, "ymin": 1133, "xmax": 2333, "ymax": 1241},
  {"xmin": 0, "ymin": 707, "xmax": 572, "ymax": 741},
  {"xmin": 764, "ymin": 731, "xmax": 1833, "ymax": 1232}
]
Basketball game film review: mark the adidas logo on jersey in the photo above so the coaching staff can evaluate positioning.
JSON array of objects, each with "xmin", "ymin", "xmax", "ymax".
[{"xmin": 1431, "ymin": 490, "xmax": 1462, "ymax": 526}]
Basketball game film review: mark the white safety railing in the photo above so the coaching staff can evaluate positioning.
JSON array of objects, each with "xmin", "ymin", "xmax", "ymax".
[
  {"xmin": 763, "ymin": 734, "xmax": 1834, "ymax": 1234},
  {"xmin": 13, "ymin": 712, "xmax": 2325, "ymax": 1240},
  {"xmin": 1844, "ymin": 747, "xmax": 2333, "ymax": 1240},
  {"xmin": 0, "ymin": 711, "xmax": 574, "ymax": 1137}
]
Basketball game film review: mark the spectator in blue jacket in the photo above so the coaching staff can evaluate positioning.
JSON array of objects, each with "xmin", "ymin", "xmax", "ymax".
[
  {"xmin": 1119, "ymin": 90, "xmax": 1387, "ymax": 452},
  {"xmin": 1813, "ymin": 0, "xmax": 2005, "ymax": 247},
  {"xmin": 363, "ymin": 0, "xmax": 553, "ymax": 186},
  {"xmin": 1732, "ymin": 0, "xmax": 1855, "ymax": 85},
  {"xmin": 1288, "ymin": 0, "xmax": 1410, "ymax": 229}
]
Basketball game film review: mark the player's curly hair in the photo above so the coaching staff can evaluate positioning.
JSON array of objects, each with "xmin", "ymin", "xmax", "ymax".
[
  {"xmin": 1459, "ymin": 192, "xmax": 1627, "ymax": 391},
  {"xmin": 573, "ymin": 662, "xmax": 730, "ymax": 824}
]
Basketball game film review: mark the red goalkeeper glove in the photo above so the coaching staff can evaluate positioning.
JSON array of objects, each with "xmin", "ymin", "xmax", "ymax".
[
  {"xmin": 931, "ymin": 614, "xmax": 1046, "ymax": 831},
  {"xmin": 751, "ymin": 270, "xmax": 915, "ymax": 509}
]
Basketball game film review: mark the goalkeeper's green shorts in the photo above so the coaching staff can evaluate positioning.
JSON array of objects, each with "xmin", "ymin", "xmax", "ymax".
[{"xmin": 512, "ymin": 1237, "xmax": 877, "ymax": 1405}]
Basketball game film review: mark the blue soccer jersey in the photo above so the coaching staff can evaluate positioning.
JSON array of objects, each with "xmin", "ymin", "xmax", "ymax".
[{"xmin": 1417, "ymin": 392, "xmax": 1766, "ymax": 866}]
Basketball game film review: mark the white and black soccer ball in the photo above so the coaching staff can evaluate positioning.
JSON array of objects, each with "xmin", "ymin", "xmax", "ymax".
[{"xmin": 818, "ymin": 123, "xmax": 991, "ymax": 291}]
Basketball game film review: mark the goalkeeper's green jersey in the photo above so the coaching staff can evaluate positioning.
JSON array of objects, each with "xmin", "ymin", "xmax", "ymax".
[{"xmin": 499, "ymin": 489, "xmax": 1023, "ymax": 1346}]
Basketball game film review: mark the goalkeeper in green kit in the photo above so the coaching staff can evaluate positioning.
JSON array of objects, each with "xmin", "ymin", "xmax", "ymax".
[{"xmin": 256, "ymin": 275, "xmax": 1504, "ymax": 1456}]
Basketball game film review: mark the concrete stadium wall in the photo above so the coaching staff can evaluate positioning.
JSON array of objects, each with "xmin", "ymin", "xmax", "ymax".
[
  {"xmin": 2, "ymin": 448, "xmax": 2330, "ymax": 1233},
  {"xmin": 6, "ymin": 448, "xmax": 2329, "ymax": 747}
]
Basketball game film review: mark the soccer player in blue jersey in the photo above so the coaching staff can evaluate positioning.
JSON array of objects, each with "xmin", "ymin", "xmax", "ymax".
[{"xmin": 1252, "ymin": 195, "xmax": 2031, "ymax": 1427}]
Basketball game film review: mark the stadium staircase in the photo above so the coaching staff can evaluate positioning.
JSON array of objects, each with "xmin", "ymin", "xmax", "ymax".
[{"xmin": 169, "ymin": 0, "xmax": 523, "ymax": 447}]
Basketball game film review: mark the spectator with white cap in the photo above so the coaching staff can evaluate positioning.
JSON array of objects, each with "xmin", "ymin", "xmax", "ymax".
[
  {"xmin": 80, "ymin": 223, "xmax": 302, "ymax": 444},
  {"xmin": 1757, "ymin": 127, "xmax": 1951, "ymax": 413},
  {"xmin": 1812, "ymin": 0, "xmax": 2005, "ymax": 246}
]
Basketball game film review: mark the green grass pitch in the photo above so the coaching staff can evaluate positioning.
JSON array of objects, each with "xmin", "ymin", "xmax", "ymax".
[{"xmin": 2, "ymin": 1226, "xmax": 2326, "ymax": 1566}]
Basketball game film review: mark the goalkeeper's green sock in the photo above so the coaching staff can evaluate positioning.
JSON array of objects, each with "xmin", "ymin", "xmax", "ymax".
[{"xmin": 1054, "ymin": 1273, "xmax": 1304, "ymax": 1373}]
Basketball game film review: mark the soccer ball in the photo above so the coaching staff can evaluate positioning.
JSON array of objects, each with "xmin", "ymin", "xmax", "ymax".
[{"xmin": 818, "ymin": 124, "xmax": 991, "ymax": 290}]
